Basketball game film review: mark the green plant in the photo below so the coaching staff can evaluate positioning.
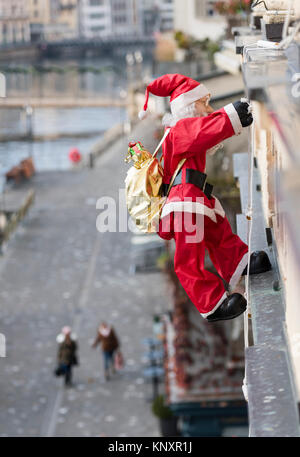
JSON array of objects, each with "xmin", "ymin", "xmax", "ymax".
[
  {"xmin": 174, "ymin": 30, "xmax": 191, "ymax": 50},
  {"xmin": 206, "ymin": 40, "xmax": 221, "ymax": 60},
  {"xmin": 214, "ymin": 0, "xmax": 252, "ymax": 15},
  {"xmin": 156, "ymin": 251, "xmax": 170, "ymax": 271},
  {"xmin": 195, "ymin": 38, "xmax": 220, "ymax": 60},
  {"xmin": 152, "ymin": 395, "xmax": 174, "ymax": 420}
]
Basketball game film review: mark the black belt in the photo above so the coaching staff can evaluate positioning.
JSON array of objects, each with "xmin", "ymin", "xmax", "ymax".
[{"xmin": 162, "ymin": 168, "xmax": 213, "ymax": 199}]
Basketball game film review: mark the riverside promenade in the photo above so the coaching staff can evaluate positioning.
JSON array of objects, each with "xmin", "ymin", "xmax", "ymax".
[{"xmin": 0, "ymin": 116, "xmax": 167, "ymax": 437}]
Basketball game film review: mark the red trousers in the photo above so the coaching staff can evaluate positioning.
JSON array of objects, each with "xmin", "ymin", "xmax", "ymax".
[{"xmin": 159, "ymin": 201, "xmax": 248, "ymax": 318}]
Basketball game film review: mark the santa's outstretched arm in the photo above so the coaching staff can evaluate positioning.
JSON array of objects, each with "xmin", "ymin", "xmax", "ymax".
[{"xmin": 172, "ymin": 100, "xmax": 253, "ymax": 155}]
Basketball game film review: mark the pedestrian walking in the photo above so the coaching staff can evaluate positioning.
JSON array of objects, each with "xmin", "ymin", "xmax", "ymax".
[
  {"xmin": 55, "ymin": 326, "xmax": 78, "ymax": 387},
  {"xmin": 92, "ymin": 322, "xmax": 120, "ymax": 381}
]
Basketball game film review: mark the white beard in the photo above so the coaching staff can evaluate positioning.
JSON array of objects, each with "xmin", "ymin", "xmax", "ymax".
[{"xmin": 162, "ymin": 106, "xmax": 224, "ymax": 155}]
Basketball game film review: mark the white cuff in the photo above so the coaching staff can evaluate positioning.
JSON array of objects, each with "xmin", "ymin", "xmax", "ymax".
[
  {"xmin": 201, "ymin": 292, "xmax": 228, "ymax": 319},
  {"xmin": 224, "ymin": 103, "xmax": 243, "ymax": 136},
  {"xmin": 229, "ymin": 252, "xmax": 249, "ymax": 291}
]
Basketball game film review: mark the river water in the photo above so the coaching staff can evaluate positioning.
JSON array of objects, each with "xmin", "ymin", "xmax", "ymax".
[
  {"xmin": 0, "ymin": 57, "xmax": 133, "ymax": 184},
  {"xmin": 0, "ymin": 55, "xmax": 214, "ymax": 189}
]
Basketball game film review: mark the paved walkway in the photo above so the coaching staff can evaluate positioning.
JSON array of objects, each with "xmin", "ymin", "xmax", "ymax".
[{"xmin": 0, "ymin": 117, "xmax": 168, "ymax": 437}]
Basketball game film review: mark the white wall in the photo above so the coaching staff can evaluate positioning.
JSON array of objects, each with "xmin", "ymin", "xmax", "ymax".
[
  {"xmin": 174, "ymin": 0, "xmax": 226, "ymax": 41},
  {"xmin": 294, "ymin": 0, "xmax": 300, "ymax": 18}
]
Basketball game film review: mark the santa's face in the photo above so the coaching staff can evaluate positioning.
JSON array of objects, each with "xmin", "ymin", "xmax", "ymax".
[{"xmin": 194, "ymin": 97, "xmax": 214, "ymax": 117}]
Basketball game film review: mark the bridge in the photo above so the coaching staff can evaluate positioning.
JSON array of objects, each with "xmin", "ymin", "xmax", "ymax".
[
  {"xmin": 0, "ymin": 97, "xmax": 127, "ymax": 109},
  {"xmin": 37, "ymin": 35, "xmax": 156, "ymax": 58}
]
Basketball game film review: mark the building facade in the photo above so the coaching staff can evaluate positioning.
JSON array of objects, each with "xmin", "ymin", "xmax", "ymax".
[
  {"xmin": 79, "ymin": 0, "xmax": 143, "ymax": 39},
  {"xmin": 174, "ymin": 0, "xmax": 226, "ymax": 41},
  {"xmin": 28, "ymin": 0, "xmax": 52, "ymax": 42},
  {"xmin": 56, "ymin": 0, "xmax": 79, "ymax": 39},
  {"xmin": 140, "ymin": 0, "xmax": 174, "ymax": 36},
  {"xmin": 158, "ymin": 0, "xmax": 174, "ymax": 32},
  {"xmin": 0, "ymin": 0, "xmax": 31, "ymax": 45},
  {"xmin": 141, "ymin": 0, "xmax": 159, "ymax": 36},
  {"xmin": 229, "ymin": 0, "xmax": 300, "ymax": 435},
  {"xmin": 28, "ymin": 0, "xmax": 79, "ymax": 42},
  {"xmin": 79, "ymin": 0, "xmax": 112, "ymax": 38},
  {"xmin": 110, "ymin": 0, "xmax": 142, "ymax": 37}
]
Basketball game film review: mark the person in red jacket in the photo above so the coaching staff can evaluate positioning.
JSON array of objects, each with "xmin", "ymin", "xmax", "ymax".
[{"xmin": 139, "ymin": 74, "xmax": 271, "ymax": 322}]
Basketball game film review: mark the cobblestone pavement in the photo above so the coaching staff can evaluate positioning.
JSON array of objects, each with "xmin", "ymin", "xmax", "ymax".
[{"xmin": 0, "ymin": 117, "xmax": 169, "ymax": 437}]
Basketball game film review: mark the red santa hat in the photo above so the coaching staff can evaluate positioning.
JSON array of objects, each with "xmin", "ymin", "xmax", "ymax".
[{"xmin": 138, "ymin": 73, "xmax": 210, "ymax": 120}]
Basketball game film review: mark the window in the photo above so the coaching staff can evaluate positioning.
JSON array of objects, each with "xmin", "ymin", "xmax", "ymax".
[
  {"xmin": 206, "ymin": 0, "xmax": 218, "ymax": 16},
  {"xmin": 113, "ymin": 1, "xmax": 126, "ymax": 9},
  {"xmin": 195, "ymin": 0, "xmax": 217, "ymax": 18},
  {"xmin": 90, "ymin": 13, "xmax": 105, "ymax": 19},
  {"xmin": 114, "ymin": 15, "xmax": 127, "ymax": 24},
  {"xmin": 89, "ymin": 0, "xmax": 104, "ymax": 6},
  {"xmin": 91, "ymin": 25, "xmax": 105, "ymax": 31}
]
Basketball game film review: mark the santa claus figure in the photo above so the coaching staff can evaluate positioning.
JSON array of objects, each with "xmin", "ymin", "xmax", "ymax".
[{"xmin": 139, "ymin": 74, "xmax": 271, "ymax": 322}]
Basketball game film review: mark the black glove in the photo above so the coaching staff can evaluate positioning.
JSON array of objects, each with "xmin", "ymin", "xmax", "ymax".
[{"xmin": 233, "ymin": 101, "xmax": 253, "ymax": 127}]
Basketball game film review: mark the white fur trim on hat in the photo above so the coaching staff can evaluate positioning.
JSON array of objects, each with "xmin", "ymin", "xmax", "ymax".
[
  {"xmin": 138, "ymin": 110, "xmax": 148, "ymax": 120},
  {"xmin": 170, "ymin": 84, "xmax": 210, "ymax": 116},
  {"xmin": 224, "ymin": 103, "xmax": 243, "ymax": 136}
]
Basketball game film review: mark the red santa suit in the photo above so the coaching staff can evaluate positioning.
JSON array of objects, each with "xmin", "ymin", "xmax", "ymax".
[{"xmin": 139, "ymin": 74, "xmax": 249, "ymax": 319}]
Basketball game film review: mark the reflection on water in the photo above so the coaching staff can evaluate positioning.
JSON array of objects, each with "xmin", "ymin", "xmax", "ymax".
[
  {"xmin": 0, "ymin": 56, "xmax": 214, "ymax": 179},
  {"xmin": 2, "ymin": 58, "xmax": 129, "ymax": 99},
  {"xmin": 0, "ymin": 107, "xmax": 127, "ymax": 173},
  {"xmin": 0, "ymin": 107, "xmax": 126, "ymax": 137},
  {"xmin": 0, "ymin": 58, "xmax": 132, "ymax": 178}
]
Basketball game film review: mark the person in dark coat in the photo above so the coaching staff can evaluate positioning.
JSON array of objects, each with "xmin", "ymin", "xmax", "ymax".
[
  {"xmin": 92, "ymin": 322, "xmax": 119, "ymax": 381},
  {"xmin": 56, "ymin": 326, "xmax": 78, "ymax": 387}
]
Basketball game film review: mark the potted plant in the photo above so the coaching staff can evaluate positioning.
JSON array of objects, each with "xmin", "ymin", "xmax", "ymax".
[
  {"xmin": 214, "ymin": 0, "xmax": 252, "ymax": 16},
  {"xmin": 152, "ymin": 395, "xmax": 179, "ymax": 437},
  {"xmin": 214, "ymin": 0, "xmax": 252, "ymax": 38}
]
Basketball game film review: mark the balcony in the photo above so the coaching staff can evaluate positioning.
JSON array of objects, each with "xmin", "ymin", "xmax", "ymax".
[{"xmin": 233, "ymin": 20, "xmax": 300, "ymax": 436}]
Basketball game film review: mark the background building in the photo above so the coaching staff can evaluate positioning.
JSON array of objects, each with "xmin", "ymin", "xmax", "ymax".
[
  {"xmin": 28, "ymin": 0, "xmax": 79, "ymax": 42},
  {"xmin": 28, "ymin": 0, "xmax": 52, "ymax": 42},
  {"xmin": 0, "ymin": 0, "xmax": 31, "ymax": 45},
  {"xmin": 79, "ymin": 0, "xmax": 143, "ymax": 39},
  {"xmin": 173, "ymin": 0, "xmax": 226, "ymax": 41},
  {"xmin": 110, "ymin": 0, "xmax": 142, "ymax": 37},
  {"xmin": 79, "ymin": 0, "xmax": 112, "ymax": 38},
  {"xmin": 141, "ymin": 0, "xmax": 159, "ymax": 36},
  {"xmin": 140, "ymin": 0, "xmax": 174, "ymax": 36},
  {"xmin": 56, "ymin": 0, "xmax": 79, "ymax": 39},
  {"xmin": 157, "ymin": 0, "xmax": 174, "ymax": 32}
]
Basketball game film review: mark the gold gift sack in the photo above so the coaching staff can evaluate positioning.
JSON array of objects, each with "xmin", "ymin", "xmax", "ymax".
[
  {"xmin": 125, "ymin": 138, "xmax": 166, "ymax": 234},
  {"xmin": 124, "ymin": 129, "xmax": 185, "ymax": 234}
]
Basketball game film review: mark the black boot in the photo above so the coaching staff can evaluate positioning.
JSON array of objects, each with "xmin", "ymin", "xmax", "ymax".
[
  {"xmin": 242, "ymin": 250, "xmax": 272, "ymax": 276},
  {"xmin": 207, "ymin": 293, "xmax": 247, "ymax": 322}
]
